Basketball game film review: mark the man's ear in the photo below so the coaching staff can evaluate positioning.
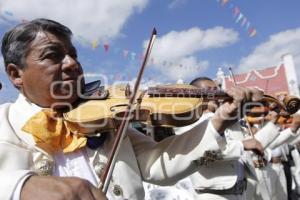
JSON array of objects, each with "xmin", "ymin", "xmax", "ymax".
[{"xmin": 6, "ymin": 63, "xmax": 24, "ymax": 88}]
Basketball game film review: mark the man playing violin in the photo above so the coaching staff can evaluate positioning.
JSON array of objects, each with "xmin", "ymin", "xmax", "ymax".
[
  {"xmin": 245, "ymin": 101, "xmax": 300, "ymax": 200},
  {"xmin": 172, "ymin": 77, "xmax": 282, "ymax": 200},
  {"xmin": 263, "ymin": 113, "xmax": 300, "ymax": 200},
  {"xmin": 0, "ymin": 18, "xmax": 267, "ymax": 200}
]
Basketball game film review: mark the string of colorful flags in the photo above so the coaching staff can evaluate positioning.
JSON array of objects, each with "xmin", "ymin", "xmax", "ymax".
[
  {"xmin": 216, "ymin": 0, "xmax": 257, "ymax": 37},
  {"xmin": 80, "ymin": 36, "xmax": 206, "ymax": 72}
]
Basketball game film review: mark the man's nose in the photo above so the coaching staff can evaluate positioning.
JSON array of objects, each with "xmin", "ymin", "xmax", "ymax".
[{"xmin": 61, "ymin": 55, "xmax": 78, "ymax": 70}]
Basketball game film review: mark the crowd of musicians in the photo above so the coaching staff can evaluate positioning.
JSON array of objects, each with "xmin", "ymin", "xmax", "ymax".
[
  {"xmin": 138, "ymin": 77, "xmax": 300, "ymax": 200},
  {"xmin": 0, "ymin": 18, "xmax": 299, "ymax": 200}
]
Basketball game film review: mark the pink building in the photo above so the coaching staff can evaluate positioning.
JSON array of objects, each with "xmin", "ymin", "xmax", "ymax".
[{"xmin": 217, "ymin": 54, "xmax": 299, "ymax": 98}]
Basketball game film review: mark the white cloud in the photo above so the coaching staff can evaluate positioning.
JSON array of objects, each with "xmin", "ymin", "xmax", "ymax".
[
  {"xmin": 125, "ymin": 77, "xmax": 162, "ymax": 90},
  {"xmin": 168, "ymin": 0, "xmax": 187, "ymax": 9},
  {"xmin": 0, "ymin": 0, "xmax": 149, "ymax": 42},
  {"xmin": 239, "ymin": 28, "xmax": 300, "ymax": 81},
  {"xmin": 143, "ymin": 26, "xmax": 239, "ymax": 81}
]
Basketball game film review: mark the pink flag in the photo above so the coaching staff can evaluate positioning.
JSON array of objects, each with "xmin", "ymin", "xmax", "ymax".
[
  {"xmin": 249, "ymin": 28, "xmax": 257, "ymax": 37},
  {"xmin": 103, "ymin": 43, "xmax": 109, "ymax": 52},
  {"xmin": 222, "ymin": 0, "xmax": 229, "ymax": 6},
  {"xmin": 233, "ymin": 6, "xmax": 240, "ymax": 17}
]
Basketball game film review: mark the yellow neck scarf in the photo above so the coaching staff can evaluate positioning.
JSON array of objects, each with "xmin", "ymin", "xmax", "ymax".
[{"xmin": 22, "ymin": 109, "xmax": 87, "ymax": 153}]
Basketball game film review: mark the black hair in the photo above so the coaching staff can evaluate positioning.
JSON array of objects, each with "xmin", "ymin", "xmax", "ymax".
[
  {"xmin": 1, "ymin": 18, "xmax": 72, "ymax": 69},
  {"xmin": 189, "ymin": 76, "xmax": 213, "ymax": 86}
]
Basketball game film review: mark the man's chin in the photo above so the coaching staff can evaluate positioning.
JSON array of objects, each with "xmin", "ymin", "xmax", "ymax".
[{"xmin": 50, "ymin": 92, "xmax": 79, "ymax": 109}]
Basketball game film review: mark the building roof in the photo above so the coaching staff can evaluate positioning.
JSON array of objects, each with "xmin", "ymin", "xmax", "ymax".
[{"xmin": 224, "ymin": 64, "xmax": 289, "ymax": 97}]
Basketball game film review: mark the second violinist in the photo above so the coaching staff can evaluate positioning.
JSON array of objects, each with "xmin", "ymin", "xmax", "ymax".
[
  {"xmin": 243, "ymin": 99, "xmax": 300, "ymax": 200},
  {"xmin": 173, "ymin": 77, "xmax": 277, "ymax": 200}
]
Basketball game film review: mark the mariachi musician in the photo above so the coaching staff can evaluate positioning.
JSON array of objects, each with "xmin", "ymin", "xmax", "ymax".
[{"xmin": 172, "ymin": 77, "xmax": 279, "ymax": 200}]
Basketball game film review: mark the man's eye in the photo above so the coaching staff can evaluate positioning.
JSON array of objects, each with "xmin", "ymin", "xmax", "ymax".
[{"xmin": 43, "ymin": 52, "xmax": 64, "ymax": 62}]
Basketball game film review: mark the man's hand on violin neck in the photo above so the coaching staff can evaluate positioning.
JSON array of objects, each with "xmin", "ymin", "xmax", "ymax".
[
  {"xmin": 226, "ymin": 86, "xmax": 264, "ymax": 107},
  {"xmin": 211, "ymin": 86, "xmax": 264, "ymax": 133},
  {"xmin": 266, "ymin": 111, "xmax": 279, "ymax": 124},
  {"xmin": 242, "ymin": 138, "xmax": 264, "ymax": 156},
  {"xmin": 21, "ymin": 176, "xmax": 107, "ymax": 200}
]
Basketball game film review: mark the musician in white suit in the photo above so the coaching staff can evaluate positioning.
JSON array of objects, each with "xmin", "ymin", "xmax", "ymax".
[
  {"xmin": 267, "ymin": 116, "xmax": 300, "ymax": 200},
  {"xmin": 268, "ymin": 115, "xmax": 300, "ymax": 150},
  {"xmin": 174, "ymin": 77, "xmax": 277, "ymax": 200},
  {"xmin": 250, "ymin": 114, "xmax": 300, "ymax": 200},
  {"xmin": 0, "ymin": 19, "xmax": 266, "ymax": 200}
]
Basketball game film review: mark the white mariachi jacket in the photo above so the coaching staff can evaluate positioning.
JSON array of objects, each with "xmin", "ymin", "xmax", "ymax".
[
  {"xmin": 188, "ymin": 119, "xmax": 280, "ymax": 193},
  {"xmin": 0, "ymin": 94, "xmax": 232, "ymax": 200},
  {"xmin": 268, "ymin": 128, "xmax": 300, "ymax": 150}
]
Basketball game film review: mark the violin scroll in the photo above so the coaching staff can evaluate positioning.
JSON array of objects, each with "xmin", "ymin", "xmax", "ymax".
[
  {"xmin": 258, "ymin": 95, "xmax": 300, "ymax": 116},
  {"xmin": 282, "ymin": 95, "xmax": 300, "ymax": 115},
  {"xmin": 246, "ymin": 95, "xmax": 300, "ymax": 126}
]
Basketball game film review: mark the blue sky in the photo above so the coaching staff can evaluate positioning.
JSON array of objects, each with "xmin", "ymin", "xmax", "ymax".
[{"xmin": 0, "ymin": 0, "xmax": 300, "ymax": 103}]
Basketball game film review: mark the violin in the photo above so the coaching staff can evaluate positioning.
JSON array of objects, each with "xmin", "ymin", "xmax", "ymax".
[
  {"xmin": 63, "ymin": 83, "xmax": 300, "ymax": 134},
  {"xmin": 245, "ymin": 95, "xmax": 299, "ymax": 127},
  {"xmin": 246, "ymin": 114, "xmax": 293, "ymax": 126},
  {"xmin": 64, "ymin": 84, "xmax": 215, "ymax": 134}
]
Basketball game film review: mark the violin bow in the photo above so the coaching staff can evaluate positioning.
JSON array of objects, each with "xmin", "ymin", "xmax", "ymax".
[
  {"xmin": 228, "ymin": 67, "xmax": 272, "ymax": 171},
  {"xmin": 228, "ymin": 67, "xmax": 256, "ymax": 138},
  {"xmin": 99, "ymin": 28, "xmax": 157, "ymax": 193},
  {"xmin": 228, "ymin": 67, "xmax": 237, "ymax": 87}
]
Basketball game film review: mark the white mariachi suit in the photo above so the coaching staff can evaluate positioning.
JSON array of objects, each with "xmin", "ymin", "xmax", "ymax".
[
  {"xmin": 0, "ymin": 94, "xmax": 231, "ymax": 200},
  {"xmin": 143, "ymin": 177, "xmax": 196, "ymax": 200},
  {"xmin": 144, "ymin": 112, "xmax": 249, "ymax": 200},
  {"xmin": 188, "ymin": 117, "xmax": 280, "ymax": 200},
  {"xmin": 251, "ymin": 126, "xmax": 298, "ymax": 200},
  {"xmin": 143, "ymin": 112, "xmax": 227, "ymax": 200},
  {"xmin": 291, "ymin": 133, "xmax": 300, "ymax": 193},
  {"xmin": 290, "ymin": 146, "xmax": 300, "ymax": 195},
  {"xmin": 269, "ymin": 128, "xmax": 300, "ymax": 200},
  {"xmin": 260, "ymin": 128, "xmax": 300, "ymax": 200},
  {"xmin": 269, "ymin": 146, "xmax": 288, "ymax": 200}
]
